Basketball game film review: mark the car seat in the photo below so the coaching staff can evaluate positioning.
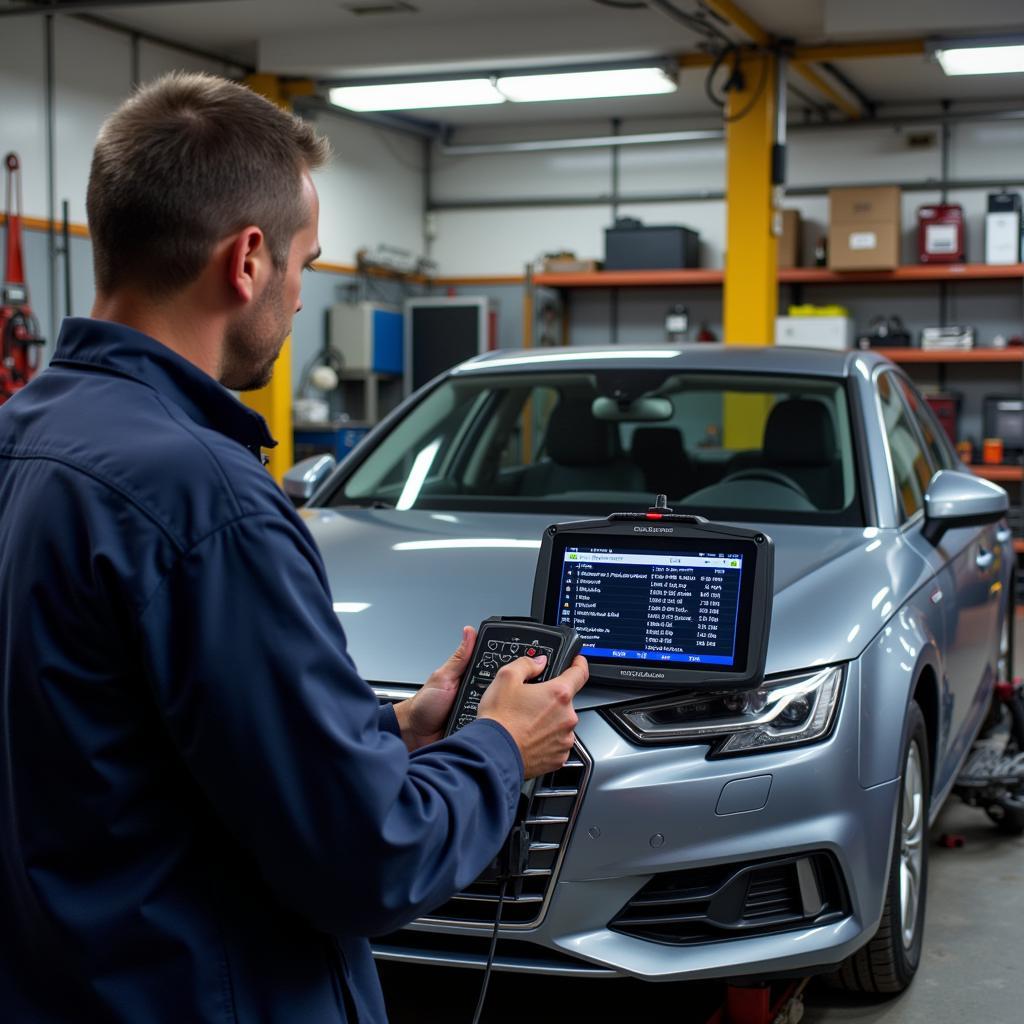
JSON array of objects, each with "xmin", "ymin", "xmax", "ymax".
[
  {"xmin": 631, "ymin": 426, "xmax": 691, "ymax": 498},
  {"xmin": 518, "ymin": 396, "xmax": 645, "ymax": 495},
  {"xmin": 761, "ymin": 398, "xmax": 843, "ymax": 508}
]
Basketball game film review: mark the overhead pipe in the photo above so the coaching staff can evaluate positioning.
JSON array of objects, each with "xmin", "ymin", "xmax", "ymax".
[
  {"xmin": 427, "ymin": 177, "xmax": 1024, "ymax": 212},
  {"xmin": 440, "ymin": 105, "xmax": 1024, "ymax": 157}
]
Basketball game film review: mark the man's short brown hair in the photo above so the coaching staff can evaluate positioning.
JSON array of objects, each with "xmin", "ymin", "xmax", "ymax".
[{"xmin": 87, "ymin": 72, "xmax": 330, "ymax": 298}]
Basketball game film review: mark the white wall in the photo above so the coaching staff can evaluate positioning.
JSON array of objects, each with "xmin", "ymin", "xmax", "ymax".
[
  {"xmin": 430, "ymin": 117, "xmax": 1024, "ymax": 274},
  {"xmin": 0, "ymin": 14, "xmax": 426, "ymax": 378}
]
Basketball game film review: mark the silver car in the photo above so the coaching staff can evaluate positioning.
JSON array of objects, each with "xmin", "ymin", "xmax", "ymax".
[{"xmin": 292, "ymin": 344, "xmax": 1013, "ymax": 995}]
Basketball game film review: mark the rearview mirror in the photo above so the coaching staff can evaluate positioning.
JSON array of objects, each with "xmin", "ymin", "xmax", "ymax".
[
  {"xmin": 283, "ymin": 453, "xmax": 337, "ymax": 506},
  {"xmin": 922, "ymin": 469, "xmax": 1009, "ymax": 544},
  {"xmin": 591, "ymin": 395, "xmax": 673, "ymax": 422}
]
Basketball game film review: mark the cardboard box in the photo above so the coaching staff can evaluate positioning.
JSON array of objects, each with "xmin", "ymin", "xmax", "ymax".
[
  {"xmin": 828, "ymin": 186, "xmax": 901, "ymax": 271},
  {"xmin": 778, "ymin": 209, "xmax": 800, "ymax": 268},
  {"xmin": 775, "ymin": 316, "xmax": 854, "ymax": 351},
  {"xmin": 829, "ymin": 222, "xmax": 900, "ymax": 271}
]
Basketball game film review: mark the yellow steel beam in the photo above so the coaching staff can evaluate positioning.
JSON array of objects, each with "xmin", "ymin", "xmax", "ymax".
[
  {"xmin": 791, "ymin": 61, "xmax": 863, "ymax": 119},
  {"xmin": 793, "ymin": 39, "xmax": 926, "ymax": 62},
  {"xmin": 678, "ymin": 37, "xmax": 927, "ymax": 72},
  {"xmin": 703, "ymin": 0, "xmax": 770, "ymax": 46},
  {"xmin": 698, "ymin": 1, "xmax": 871, "ymax": 118},
  {"xmin": 241, "ymin": 73, "xmax": 300, "ymax": 484},
  {"xmin": 722, "ymin": 50, "xmax": 777, "ymax": 447}
]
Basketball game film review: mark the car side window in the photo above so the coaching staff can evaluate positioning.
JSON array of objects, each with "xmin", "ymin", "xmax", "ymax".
[
  {"xmin": 897, "ymin": 376, "xmax": 957, "ymax": 471},
  {"xmin": 877, "ymin": 371, "xmax": 935, "ymax": 522}
]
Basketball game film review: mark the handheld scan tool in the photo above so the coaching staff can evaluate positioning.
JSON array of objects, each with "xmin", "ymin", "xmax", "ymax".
[{"xmin": 444, "ymin": 618, "xmax": 583, "ymax": 737}]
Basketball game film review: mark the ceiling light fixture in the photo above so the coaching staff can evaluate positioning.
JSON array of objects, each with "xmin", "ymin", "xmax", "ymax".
[
  {"xmin": 930, "ymin": 35, "xmax": 1024, "ymax": 76},
  {"xmin": 329, "ymin": 78, "xmax": 503, "ymax": 111},
  {"xmin": 328, "ymin": 61, "xmax": 677, "ymax": 112},
  {"xmin": 496, "ymin": 66, "xmax": 677, "ymax": 103}
]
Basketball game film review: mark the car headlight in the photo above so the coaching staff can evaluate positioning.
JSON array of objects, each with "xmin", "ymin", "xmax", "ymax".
[{"xmin": 604, "ymin": 665, "xmax": 844, "ymax": 756}]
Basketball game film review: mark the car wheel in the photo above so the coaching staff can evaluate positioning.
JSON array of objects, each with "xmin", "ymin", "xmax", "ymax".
[{"xmin": 833, "ymin": 700, "xmax": 930, "ymax": 995}]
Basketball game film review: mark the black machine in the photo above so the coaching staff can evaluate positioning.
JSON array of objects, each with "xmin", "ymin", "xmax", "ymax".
[
  {"xmin": 532, "ymin": 508, "xmax": 773, "ymax": 692},
  {"xmin": 444, "ymin": 618, "xmax": 583, "ymax": 737},
  {"xmin": 455, "ymin": 499, "xmax": 775, "ymax": 1024}
]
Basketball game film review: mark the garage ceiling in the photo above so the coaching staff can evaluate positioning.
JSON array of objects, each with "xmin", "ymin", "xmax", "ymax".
[{"xmin": 4, "ymin": 0, "xmax": 1024, "ymax": 129}]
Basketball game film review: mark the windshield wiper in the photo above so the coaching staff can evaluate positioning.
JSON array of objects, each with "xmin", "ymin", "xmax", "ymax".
[{"xmin": 337, "ymin": 497, "xmax": 395, "ymax": 509}]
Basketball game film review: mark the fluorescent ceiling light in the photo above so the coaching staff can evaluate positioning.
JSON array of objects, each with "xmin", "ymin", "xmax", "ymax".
[
  {"xmin": 934, "ymin": 41, "xmax": 1024, "ymax": 76},
  {"xmin": 497, "ymin": 67, "xmax": 676, "ymax": 103},
  {"xmin": 330, "ymin": 78, "xmax": 503, "ymax": 111},
  {"xmin": 329, "ymin": 64, "xmax": 676, "ymax": 111},
  {"xmin": 333, "ymin": 602, "xmax": 371, "ymax": 613}
]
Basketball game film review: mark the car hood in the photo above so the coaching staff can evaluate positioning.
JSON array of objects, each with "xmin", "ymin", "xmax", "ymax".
[{"xmin": 302, "ymin": 508, "xmax": 929, "ymax": 700}]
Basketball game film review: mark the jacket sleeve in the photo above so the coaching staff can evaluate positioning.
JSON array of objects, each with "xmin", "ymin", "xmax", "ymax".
[{"xmin": 137, "ymin": 512, "xmax": 524, "ymax": 937}]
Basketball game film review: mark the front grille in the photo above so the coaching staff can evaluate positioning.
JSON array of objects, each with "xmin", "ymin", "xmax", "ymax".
[
  {"xmin": 419, "ymin": 746, "xmax": 590, "ymax": 927},
  {"xmin": 610, "ymin": 852, "xmax": 847, "ymax": 945}
]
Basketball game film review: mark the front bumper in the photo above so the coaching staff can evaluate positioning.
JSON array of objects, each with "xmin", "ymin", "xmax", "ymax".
[{"xmin": 374, "ymin": 662, "xmax": 901, "ymax": 981}]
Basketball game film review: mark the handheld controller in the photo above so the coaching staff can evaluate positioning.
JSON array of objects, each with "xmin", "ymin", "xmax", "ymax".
[{"xmin": 444, "ymin": 617, "xmax": 583, "ymax": 737}]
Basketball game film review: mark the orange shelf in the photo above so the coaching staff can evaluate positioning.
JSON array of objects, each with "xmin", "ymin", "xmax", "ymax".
[
  {"xmin": 970, "ymin": 465, "xmax": 1024, "ymax": 482},
  {"xmin": 1016, "ymin": 539, "xmax": 1024, "ymax": 555},
  {"xmin": 871, "ymin": 347, "xmax": 1024, "ymax": 364},
  {"xmin": 534, "ymin": 268, "xmax": 724, "ymax": 288},
  {"xmin": 535, "ymin": 263, "xmax": 1024, "ymax": 289},
  {"xmin": 779, "ymin": 263, "xmax": 1024, "ymax": 284}
]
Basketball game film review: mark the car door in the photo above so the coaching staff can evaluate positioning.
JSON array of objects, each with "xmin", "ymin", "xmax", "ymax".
[
  {"xmin": 883, "ymin": 372, "xmax": 999, "ymax": 791},
  {"xmin": 898, "ymin": 374, "xmax": 1005, "ymax": 690}
]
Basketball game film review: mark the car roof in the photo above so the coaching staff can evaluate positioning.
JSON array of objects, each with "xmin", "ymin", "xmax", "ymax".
[{"xmin": 452, "ymin": 344, "xmax": 890, "ymax": 379}]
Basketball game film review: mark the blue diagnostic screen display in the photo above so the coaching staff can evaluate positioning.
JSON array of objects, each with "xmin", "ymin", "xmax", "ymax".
[{"xmin": 557, "ymin": 546, "xmax": 744, "ymax": 666}]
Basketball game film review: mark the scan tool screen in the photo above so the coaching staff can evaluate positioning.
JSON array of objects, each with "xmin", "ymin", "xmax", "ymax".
[{"xmin": 553, "ymin": 541, "xmax": 752, "ymax": 671}]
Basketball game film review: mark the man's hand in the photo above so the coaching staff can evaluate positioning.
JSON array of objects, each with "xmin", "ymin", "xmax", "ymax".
[
  {"xmin": 392, "ymin": 626, "xmax": 476, "ymax": 751},
  {"xmin": 477, "ymin": 654, "xmax": 589, "ymax": 778}
]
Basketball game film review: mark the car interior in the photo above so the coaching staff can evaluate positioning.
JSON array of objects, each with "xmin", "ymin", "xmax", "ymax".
[{"xmin": 338, "ymin": 371, "xmax": 860, "ymax": 522}]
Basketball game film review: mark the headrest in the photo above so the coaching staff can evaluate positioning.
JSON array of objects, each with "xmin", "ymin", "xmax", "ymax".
[
  {"xmin": 631, "ymin": 427, "xmax": 687, "ymax": 466},
  {"xmin": 763, "ymin": 399, "xmax": 836, "ymax": 466},
  {"xmin": 546, "ymin": 397, "xmax": 619, "ymax": 467}
]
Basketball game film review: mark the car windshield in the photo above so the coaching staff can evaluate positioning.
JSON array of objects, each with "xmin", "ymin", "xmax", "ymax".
[{"xmin": 328, "ymin": 369, "xmax": 863, "ymax": 526}]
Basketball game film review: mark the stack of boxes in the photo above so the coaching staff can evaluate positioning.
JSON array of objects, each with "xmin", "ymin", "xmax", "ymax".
[{"xmin": 828, "ymin": 186, "xmax": 901, "ymax": 271}]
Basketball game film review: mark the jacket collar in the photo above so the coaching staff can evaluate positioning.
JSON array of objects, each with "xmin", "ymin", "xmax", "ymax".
[{"xmin": 51, "ymin": 317, "xmax": 276, "ymax": 457}]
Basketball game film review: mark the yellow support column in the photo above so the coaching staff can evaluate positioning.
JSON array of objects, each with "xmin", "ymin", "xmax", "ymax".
[
  {"xmin": 722, "ymin": 50, "xmax": 778, "ymax": 449},
  {"xmin": 241, "ymin": 73, "xmax": 295, "ymax": 483}
]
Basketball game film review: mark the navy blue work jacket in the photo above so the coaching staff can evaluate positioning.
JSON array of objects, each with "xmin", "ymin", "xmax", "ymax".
[{"xmin": 0, "ymin": 318, "xmax": 524, "ymax": 1023}]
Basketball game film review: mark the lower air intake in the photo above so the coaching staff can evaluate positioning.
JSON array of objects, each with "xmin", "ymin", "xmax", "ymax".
[{"xmin": 610, "ymin": 852, "xmax": 848, "ymax": 945}]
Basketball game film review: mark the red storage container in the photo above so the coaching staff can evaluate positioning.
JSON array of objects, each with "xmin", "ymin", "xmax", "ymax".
[
  {"xmin": 924, "ymin": 392, "xmax": 961, "ymax": 445},
  {"xmin": 918, "ymin": 204, "xmax": 965, "ymax": 263}
]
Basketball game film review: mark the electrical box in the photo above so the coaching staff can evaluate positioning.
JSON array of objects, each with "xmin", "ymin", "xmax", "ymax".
[
  {"xmin": 986, "ymin": 192, "xmax": 1022, "ymax": 265},
  {"xmin": 328, "ymin": 302, "xmax": 403, "ymax": 375},
  {"xmin": 917, "ymin": 204, "xmax": 965, "ymax": 263},
  {"xmin": 604, "ymin": 217, "xmax": 700, "ymax": 270}
]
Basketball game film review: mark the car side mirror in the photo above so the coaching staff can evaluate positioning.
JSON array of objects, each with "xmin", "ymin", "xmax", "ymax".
[
  {"xmin": 283, "ymin": 454, "xmax": 337, "ymax": 506},
  {"xmin": 922, "ymin": 469, "xmax": 1009, "ymax": 545}
]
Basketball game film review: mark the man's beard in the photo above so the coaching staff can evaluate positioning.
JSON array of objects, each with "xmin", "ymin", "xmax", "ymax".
[{"xmin": 221, "ymin": 272, "xmax": 290, "ymax": 392}]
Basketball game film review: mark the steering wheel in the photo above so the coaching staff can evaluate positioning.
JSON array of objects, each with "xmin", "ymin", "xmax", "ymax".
[{"xmin": 718, "ymin": 468, "xmax": 811, "ymax": 502}]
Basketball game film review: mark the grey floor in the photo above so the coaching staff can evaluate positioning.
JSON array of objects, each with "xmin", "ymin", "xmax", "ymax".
[{"xmin": 382, "ymin": 614, "xmax": 1024, "ymax": 1023}]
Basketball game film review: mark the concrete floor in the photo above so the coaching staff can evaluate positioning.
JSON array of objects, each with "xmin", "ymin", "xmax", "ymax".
[{"xmin": 381, "ymin": 614, "xmax": 1024, "ymax": 1023}]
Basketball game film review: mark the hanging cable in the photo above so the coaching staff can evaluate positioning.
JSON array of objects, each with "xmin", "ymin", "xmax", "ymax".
[{"xmin": 704, "ymin": 44, "xmax": 771, "ymax": 123}]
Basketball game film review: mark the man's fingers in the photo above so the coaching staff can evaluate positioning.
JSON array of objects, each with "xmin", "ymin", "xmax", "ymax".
[
  {"xmin": 447, "ymin": 626, "xmax": 476, "ymax": 668},
  {"xmin": 496, "ymin": 654, "xmax": 547, "ymax": 686},
  {"xmin": 560, "ymin": 656, "xmax": 590, "ymax": 695}
]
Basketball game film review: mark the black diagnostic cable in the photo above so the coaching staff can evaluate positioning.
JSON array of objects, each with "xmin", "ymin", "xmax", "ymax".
[
  {"xmin": 469, "ymin": 819, "xmax": 531, "ymax": 1024},
  {"xmin": 470, "ymin": 877, "xmax": 508, "ymax": 1024}
]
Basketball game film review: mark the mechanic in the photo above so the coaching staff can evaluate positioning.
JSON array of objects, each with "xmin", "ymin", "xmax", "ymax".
[{"xmin": 0, "ymin": 73, "xmax": 588, "ymax": 1023}]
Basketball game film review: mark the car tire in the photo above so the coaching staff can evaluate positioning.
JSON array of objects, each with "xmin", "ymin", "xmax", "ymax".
[{"xmin": 832, "ymin": 700, "xmax": 930, "ymax": 995}]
